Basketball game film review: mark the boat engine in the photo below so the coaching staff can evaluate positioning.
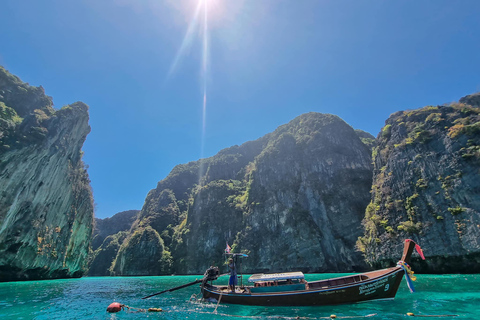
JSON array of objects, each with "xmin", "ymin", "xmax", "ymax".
[{"xmin": 203, "ymin": 266, "xmax": 220, "ymax": 282}]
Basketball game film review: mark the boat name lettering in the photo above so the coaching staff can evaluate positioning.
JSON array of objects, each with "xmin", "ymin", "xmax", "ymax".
[
  {"xmin": 358, "ymin": 278, "xmax": 388, "ymax": 296},
  {"xmin": 319, "ymin": 289, "xmax": 345, "ymax": 295}
]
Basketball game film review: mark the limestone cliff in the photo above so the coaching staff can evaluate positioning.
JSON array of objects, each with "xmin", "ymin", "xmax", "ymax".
[
  {"xmin": 355, "ymin": 129, "xmax": 376, "ymax": 150},
  {"xmin": 88, "ymin": 231, "xmax": 128, "ymax": 276},
  {"xmin": 111, "ymin": 226, "xmax": 171, "ymax": 275},
  {"xmin": 233, "ymin": 114, "xmax": 373, "ymax": 273},
  {"xmin": 88, "ymin": 210, "xmax": 139, "ymax": 276},
  {"xmin": 91, "ymin": 210, "xmax": 139, "ymax": 251},
  {"xmin": 110, "ymin": 113, "xmax": 373, "ymax": 275},
  {"xmin": 0, "ymin": 66, "xmax": 94, "ymax": 281},
  {"xmin": 88, "ymin": 89, "xmax": 480, "ymax": 275},
  {"xmin": 358, "ymin": 98, "xmax": 480, "ymax": 273}
]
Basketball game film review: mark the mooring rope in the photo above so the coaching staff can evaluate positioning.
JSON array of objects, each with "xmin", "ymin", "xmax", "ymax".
[
  {"xmin": 108, "ymin": 301, "xmax": 459, "ymax": 318},
  {"xmin": 107, "ymin": 303, "xmax": 163, "ymax": 313},
  {"xmin": 121, "ymin": 304, "xmax": 146, "ymax": 313},
  {"xmin": 192, "ymin": 310, "xmax": 377, "ymax": 319},
  {"xmin": 213, "ymin": 293, "xmax": 223, "ymax": 313},
  {"xmin": 406, "ymin": 313, "xmax": 458, "ymax": 317}
]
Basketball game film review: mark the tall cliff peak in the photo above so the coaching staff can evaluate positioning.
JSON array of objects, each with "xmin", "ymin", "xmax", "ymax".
[
  {"xmin": 358, "ymin": 101, "xmax": 480, "ymax": 273},
  {"xmin": 0, "ymin": 66, "xmax": 53, "ymax": 118},
  {"xmin": 459, "ymin": 92, "xmax": 480, "ymax": 107},
  {"xmin": 0, "ymin": 66, "xmax": 94, "ymax": 281},
  {"xmin": 90, "ymin": 112, "xmax": 373, "ymax": 275}
]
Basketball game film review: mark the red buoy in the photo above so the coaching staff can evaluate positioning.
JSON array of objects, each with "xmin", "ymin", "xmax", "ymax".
[{"xmin": 107, "ymin": 302, "xmax": 123, "ymax": 313}]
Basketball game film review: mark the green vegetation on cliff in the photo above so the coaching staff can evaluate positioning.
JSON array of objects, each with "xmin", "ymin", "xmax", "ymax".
[
  {"xmin": 112, "ymin": 226, "xmax": 172, "ymax": 275},
  {"xmin": 91, "ymin": 210, "xmax": 139, "ymax": 251},
  {"xmin": 358, "ymin": 96, "xmax": 480, "ymax": 273},
  {"xmin": 0, "ymin": 66, "xmax": 94, "ymax": 281}
]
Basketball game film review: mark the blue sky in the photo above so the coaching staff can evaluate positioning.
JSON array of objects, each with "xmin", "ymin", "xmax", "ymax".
[{"xmin": 1, "ymin": 0, "xmax": 479, "ymax": 218}]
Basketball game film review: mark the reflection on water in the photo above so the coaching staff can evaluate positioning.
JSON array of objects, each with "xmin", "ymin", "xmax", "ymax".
[{"xmin": 0, "ymin": 274, "xmax": 479, "ymax": 319}]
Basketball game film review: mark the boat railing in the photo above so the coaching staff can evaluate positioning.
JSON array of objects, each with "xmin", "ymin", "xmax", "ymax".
[{"xmin": 308, "ymin": 274, "xmax": 369, "ymax": 289}]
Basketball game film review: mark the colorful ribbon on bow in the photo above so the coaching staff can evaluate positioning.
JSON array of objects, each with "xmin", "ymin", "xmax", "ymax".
[{"xmin": 397, "ymin": 261, "xmax": 417, "ymax": 293}]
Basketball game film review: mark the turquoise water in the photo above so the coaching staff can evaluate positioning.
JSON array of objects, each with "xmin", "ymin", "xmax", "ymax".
[{"xmin": 0, "ymin": 273, "xmax": 479, "ymax": 319}]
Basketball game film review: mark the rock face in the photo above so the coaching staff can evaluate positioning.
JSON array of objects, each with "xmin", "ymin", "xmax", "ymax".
[
  {"xmin": 459, "ymin": 92, "xmax": 480, "ymax": 108},
  {"xmin": 91, "ymin": 210, "xmax": 139, "ymax": 251},
  {"xmin": 355, "ymin": 129, "xmax": 376, "ymax": 150},
  {"xmin": 88, "ymin": 210, "xmax": 139, "ymax": 276},
  {"xmin": 221, "ymin": 114, "xmax": 373, "ymax": 273},
  {"xmin": 357, "ymin": 100, "xmax": 480, "ymax": 273},
  {"xmin": 0, "ymin": 66, "xmax": 94, "ymax": 281},
  {"xmin": 106, "ymin": 113, "xmax": 373, "ymax": 276},
  {"xmin": 112, "ymin": 226, "xmax": 169, "ymax": 275}
]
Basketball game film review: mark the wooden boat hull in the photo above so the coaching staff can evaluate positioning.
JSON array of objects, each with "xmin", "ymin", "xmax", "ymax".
[{"xmin": 202, "ymin": 267, "xmax": 404, "ymax": 306}]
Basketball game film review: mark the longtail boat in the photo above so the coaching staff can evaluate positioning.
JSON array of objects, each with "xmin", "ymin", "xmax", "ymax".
[{"xmin": 199, "ymin": 239, "xmax": 425, "ymax": 306}]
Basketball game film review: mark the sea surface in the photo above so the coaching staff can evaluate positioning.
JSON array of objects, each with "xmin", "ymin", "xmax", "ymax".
[{"xmin": 0, "ymin": 273, "xmax": 479, "ymax": 319}]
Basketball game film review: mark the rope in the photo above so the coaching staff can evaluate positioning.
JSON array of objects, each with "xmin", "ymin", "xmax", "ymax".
[
  {"xmin": 121, "ymin": 304, "xmax": 146, "ymax": 313},
  {"xmin": 190, "ymin": 293, "xmax": 198, "ymax": 301},
  {"xmin": 193, "ymin": 310, "xmax": 377, "ymax": 319},
  {"xmin": 114, "ymin": 304, "xmax": 162, "ymax": 313},
  {"xmin": 406, "ymin": 313, "xmax": 458, "ymax": 317},
  {"xmin": 115, "ymin": 302, "xmax": 459, "ymax": 319},
  {"xmin": 213, "ymin": 293, "xmax": 223, "ymax": 313}
]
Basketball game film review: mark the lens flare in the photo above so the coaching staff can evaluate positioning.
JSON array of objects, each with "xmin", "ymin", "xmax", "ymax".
[
  {"xmin": 198, "ymin": 0, "xmax": 209, "ymax": 186},
  {"xmin": 167, "ymin": 1, "xmax": 203, "ymax": 78},
  {"xmin": 166, "ymin": 0, "xmax": 217, "ymax": 186}
]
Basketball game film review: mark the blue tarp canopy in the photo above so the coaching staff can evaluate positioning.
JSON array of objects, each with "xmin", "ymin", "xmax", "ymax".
[{"xmin": 248, "ymin": 272, "xmax": 305, "ymax": 283}]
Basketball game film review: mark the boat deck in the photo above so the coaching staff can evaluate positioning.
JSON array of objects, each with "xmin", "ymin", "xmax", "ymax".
[{"xmin": 308, "ymin": 274, "xmax": 369, "ymax": 289}]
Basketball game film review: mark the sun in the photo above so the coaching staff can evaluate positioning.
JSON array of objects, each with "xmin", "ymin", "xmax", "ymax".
[
  {"xmin": 167, "ymin": 0, "xmax": 226, "ymax": 78},
  {"xmin": 199, "ymin": 0, "xmax": 222, "ymax": 17},
  {"xmin": 200, "ymin": 0, "xmax": 224, "ymax": 23}
]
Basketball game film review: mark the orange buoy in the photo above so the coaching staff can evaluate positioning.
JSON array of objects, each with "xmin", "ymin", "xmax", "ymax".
[{"xmin": 107, "ymin": 302, "xmax": 123, "ymax": 313}]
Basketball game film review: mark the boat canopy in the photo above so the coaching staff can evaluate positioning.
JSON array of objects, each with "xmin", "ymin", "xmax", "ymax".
[{"xmin": 248, "ymin": 272, "xmax": 305, "ymax": 283}]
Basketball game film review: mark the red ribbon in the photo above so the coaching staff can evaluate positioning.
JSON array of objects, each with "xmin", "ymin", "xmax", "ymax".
[
  {"xmin": 405, "ymin": 239, "xmax": 426, "ymax": 260},
  {"xmin": 415, "ymin": 244, "xmax": 426, "ymax": 260}
]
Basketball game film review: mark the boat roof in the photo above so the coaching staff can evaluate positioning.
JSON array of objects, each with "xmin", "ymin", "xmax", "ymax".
[{"xmin": 248, "ymin": 272, "xmax": 305, "ymax": 282}]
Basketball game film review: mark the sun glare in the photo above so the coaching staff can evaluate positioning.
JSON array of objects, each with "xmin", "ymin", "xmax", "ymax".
[
  {"xmin": 167, "ymin": 0, "xmax": 223, "ymax": 78},
  {"xmin": 200, "ymin": 0, "xmax": 223, "ymax": 20},
  {"xmin": 165, "ymin": 0, "xmax": 233, "ymax": 186},
  {"xmin": 165, "ymin": 0, "xmax": 220, "ymax": 185}
]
